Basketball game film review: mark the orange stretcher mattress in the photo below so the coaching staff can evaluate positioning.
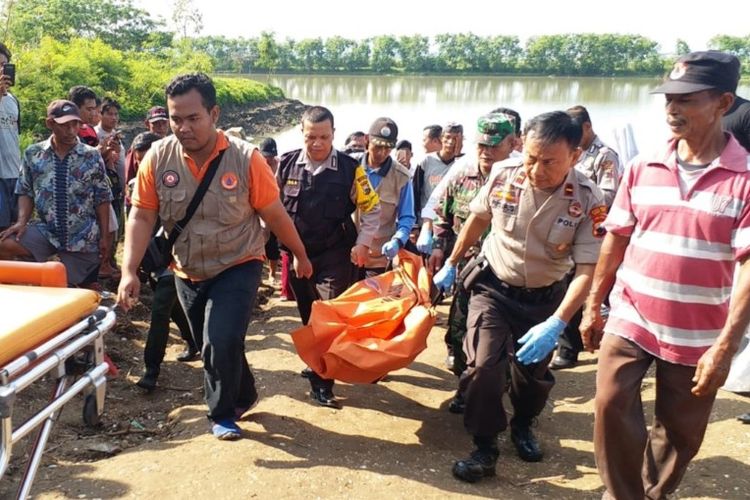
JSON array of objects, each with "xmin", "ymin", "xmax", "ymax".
[{"xmin": 0, "ymin": 284, "xmax": 100, "ymax": 367}]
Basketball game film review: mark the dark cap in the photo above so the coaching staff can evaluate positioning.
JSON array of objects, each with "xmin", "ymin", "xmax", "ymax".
[
  {"xmin": 395, "ymin": 139, "xmax": 412, "ymax": 151},
  {"xmin": 47, "ymin": 100, "xmax": 81, "ymax": 124},
  {"xmin": 443, "ymin": 121, "xmax": 464, "ymax": 135},
  {"xmin": 259, "ymin": 137, "xmax": 277, "ymax": 157},
  {"xmin": 368, "ymin": 117, "xmax": 398, "ymax": 147},
  {"xmin": 652, "ymin": 51, "xmax": 740, "ymax": 95},
  {"xmin": 146, "ymin": 106, "xmax": 168, "ymax": 122},
  {"xmin": 476, "ymin": 113, "xmax": 514, "ymax": 146},
  {"xmin": 132, "ymin": 132, "xmax": 162, "ymax": 152}
]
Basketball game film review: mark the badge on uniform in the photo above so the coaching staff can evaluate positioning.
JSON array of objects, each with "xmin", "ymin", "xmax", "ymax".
[
  {"xmin": 162, "ymin": 170, "xmax": 180, "ymax": 188},
  {"xmin": 220, "ymin": 172, "xmax": 239, "ymax": 190},
  {"xmin": 564, "ymin": 183, "xmax": 574, "ymax": 197},
  {"xmin": 568, "ymin": 200, "xmax": 583, "ymax": 218}
]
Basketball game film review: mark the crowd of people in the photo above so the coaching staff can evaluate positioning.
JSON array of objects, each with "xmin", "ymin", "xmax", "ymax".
[{"xmin": 1, "ymin": 42, "xmax": 749, "ymax": 496}]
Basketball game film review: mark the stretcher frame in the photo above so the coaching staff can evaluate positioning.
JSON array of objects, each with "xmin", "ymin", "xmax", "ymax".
[{"xmin": 0, "ymin": 304, "xmax": 116, "ymax": 499}]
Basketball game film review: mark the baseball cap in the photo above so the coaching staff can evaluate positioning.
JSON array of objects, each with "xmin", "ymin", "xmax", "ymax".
[
  {"xmin": 395, "ymin": 139, "xmax": 412, "ymax": 151},
  {"xmin": 443, "ymin": 121, "xmax": 464, "ymax": 135},
  {"xmin": 47, "ymin": 100, "xmax": 81, "ymax": 124},
  {"xmin": 131, "ymin": 132, "xmax": 162, "ymax": 152},
  {"xmin": 651, "ymin": 51, "xmax": 740, "ymax": 95},
  {"xmin": 259, "ymin": 137, "xmax": 278, "ymax": 157},
  {"xmin": 146, "ymin": 106, "xmax": 168, "ymax": 122},
  {"xmin": 476, "ymin": 113, "xmax": 515, "ymax": 146},
  {"xmin": 368, "ymin": 117, "xmax": 398, "ymax": 147}
]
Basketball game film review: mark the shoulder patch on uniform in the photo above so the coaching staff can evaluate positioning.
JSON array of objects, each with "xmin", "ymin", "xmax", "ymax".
[{"xmin": 589, "ymin": 205, "xmax": 608, "ymax": 238}]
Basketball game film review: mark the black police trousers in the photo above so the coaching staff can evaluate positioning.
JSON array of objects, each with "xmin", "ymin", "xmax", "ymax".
[{"xmin": 460, "ymin": 272, "xmax": 565, "ymax": 438}]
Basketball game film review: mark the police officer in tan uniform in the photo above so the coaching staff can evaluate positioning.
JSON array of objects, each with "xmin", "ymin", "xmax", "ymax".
[
  {"xmin": 549, "ymin": 105, "xmax": 623, "ymax": 370},
  {"xmin": 433, "ymin": 111, "xmax": 606, "ymax": 482},
  {"xmin": 567, "ymin": 105, "xmax": 621, "ymax": 206}
]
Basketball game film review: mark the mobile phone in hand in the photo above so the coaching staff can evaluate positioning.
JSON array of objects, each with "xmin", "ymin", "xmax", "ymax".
[{"xmin": 2, "ymin": 64, "xmax": 15, "ymax": 86}]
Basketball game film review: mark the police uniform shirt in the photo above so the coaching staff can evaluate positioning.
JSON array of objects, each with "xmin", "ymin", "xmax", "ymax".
[
  {"xmin": 470, "ymin": 158, "xmax": 607, "ymax": 288},
  {"xmin": 292, "ymin": 147, "xmax": 381, "ymax": 248},
  {"xmin": 574, "ymin": 135, "xmax": 621, "ymax": 207}
]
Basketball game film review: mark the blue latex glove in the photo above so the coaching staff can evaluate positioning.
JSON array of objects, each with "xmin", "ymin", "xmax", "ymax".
[
  {"xmin": 516, "ymin": 316, "xmax": 567, "ymax": 365},
  {"xmin": 416, "ymin": 229, "xmax": 433, "ymax": 255},
  {"xmin": 381, "ymin": 239, "xmax": 401, "ymax": 259},
  {"xmin": 433, "ymin": 263, "xmax": 456, "ymax": 292}
]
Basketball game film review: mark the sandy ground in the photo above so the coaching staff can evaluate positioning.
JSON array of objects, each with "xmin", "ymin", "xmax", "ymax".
[{"xmin": 3, "ymin": 281, "xmax": 749, "ymax": 500}]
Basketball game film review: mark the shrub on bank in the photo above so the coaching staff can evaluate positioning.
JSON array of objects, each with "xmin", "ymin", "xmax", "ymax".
[{"xmin": 12, "ymin": 36, "xmax": 285, "ymax": 146}]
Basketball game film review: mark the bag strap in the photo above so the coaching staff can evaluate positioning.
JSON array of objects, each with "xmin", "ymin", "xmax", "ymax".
[{"xmin": 167, "ymin": 149, "xmax": 226, "ymax": 247}]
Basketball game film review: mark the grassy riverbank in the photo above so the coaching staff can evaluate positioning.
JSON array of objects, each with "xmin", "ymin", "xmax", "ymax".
[{"xmin": 12, "ymin": 37, "xmax": 285, "ymax": 148}]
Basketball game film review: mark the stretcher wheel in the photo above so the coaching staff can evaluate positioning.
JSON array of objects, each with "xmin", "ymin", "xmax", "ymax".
[{"xmin": 83, "ymin": 394, "xmax": 100, "ymax": 427}]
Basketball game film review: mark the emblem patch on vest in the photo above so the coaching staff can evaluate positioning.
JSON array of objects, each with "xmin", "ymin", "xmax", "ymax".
[
  {"xmin": 221, "ymin": 172, "xmax": 239, "ymax": 190},
  {"xmin": 162, "ymin": 170, "xmax": 180, "ymax": 188}
]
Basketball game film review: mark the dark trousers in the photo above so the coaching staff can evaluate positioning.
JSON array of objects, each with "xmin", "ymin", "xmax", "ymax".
[
  {"xmin": 446, "ymin": 268, "xmax": 471, "ymax": 376},
  {"xmin": 288, "ymin": 247, "xmax": 353, "ymax": 391},
  {"xmin": 595, "ymin": 333, "xmax": 716, "ymax": 500},
  {"xmin": 460, "ymin": 272, "xmax": 564, "ymax": 438},
  {"xmin": 174, "ymin": 260, "xmax": 262, "ymax": 421},
  {"xmin": 144, "ymin": 273, "xmax": 196, "ymax": 372},
  {"xmin": 557, "ymin": 307, "xmax": 583, "ymax": 360}
]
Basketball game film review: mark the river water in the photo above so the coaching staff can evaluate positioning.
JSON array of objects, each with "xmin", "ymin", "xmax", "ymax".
[{"xmin": 247, "ymin": 74, "xmax": 750, "ymax": 161}]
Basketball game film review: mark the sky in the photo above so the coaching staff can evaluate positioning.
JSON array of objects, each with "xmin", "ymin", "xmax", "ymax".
[{"xmin": 141, "ymin": 0, "xmax": 750, "ymax": 53}]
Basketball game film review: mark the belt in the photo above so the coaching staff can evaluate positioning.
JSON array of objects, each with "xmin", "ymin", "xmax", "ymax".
[{"xmin": 489, "ymin": 273, "xmax": 566, "ymax": 304}]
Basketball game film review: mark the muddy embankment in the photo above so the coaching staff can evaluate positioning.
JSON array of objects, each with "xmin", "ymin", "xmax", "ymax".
[{"xmin": 121, "ymin": 97, "xmax": 309, "ymax": 144}]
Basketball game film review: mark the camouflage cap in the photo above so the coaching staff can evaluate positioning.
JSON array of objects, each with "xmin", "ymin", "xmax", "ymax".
[{"xmin": 476, "ymin": 113, "xmax": 515, "ymax": 146}]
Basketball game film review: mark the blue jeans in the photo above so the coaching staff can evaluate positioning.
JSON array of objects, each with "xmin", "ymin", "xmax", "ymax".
[{"xmin": 175, "ymin": 260, "xmax": 262, "ymax": 421}]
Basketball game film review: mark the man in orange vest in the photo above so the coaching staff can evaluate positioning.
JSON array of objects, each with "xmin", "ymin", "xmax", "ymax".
[{"xmin": 118, "ymin": 73, "xmax": 312, "ymax": 440}]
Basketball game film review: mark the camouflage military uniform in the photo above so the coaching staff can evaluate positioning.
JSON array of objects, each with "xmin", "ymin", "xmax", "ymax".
[{"xmin": 434, "ymin": 162, "xmax": 488, "ymax": 375}]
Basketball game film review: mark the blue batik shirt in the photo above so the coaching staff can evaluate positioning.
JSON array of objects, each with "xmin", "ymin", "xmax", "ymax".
[{"xmin": 16, "ymin": 137, "xmax": 112, "ymax": 253}]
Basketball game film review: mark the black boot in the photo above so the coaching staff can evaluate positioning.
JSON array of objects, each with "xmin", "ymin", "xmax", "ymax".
[
  {"xmin": 447, "ymin": 391, "xmax": 466, "ymax": 414},
  {"xmin": 510, "ymin": 417, "xmax": 543, "ymax": 462},
  {"xmin": 308, "ymin": 372, "xmax": 341, "ymax": 409},
  {"xmin": 176, "ymin": 348, "xmax": 199, "ymax": 362},
  {"xmin": 452, "ymin": 437, "xmax": 498, "ymax": 483},
  {"xmin": 136, "ymin": 367, "xmax": 159, "ymax": 392}
]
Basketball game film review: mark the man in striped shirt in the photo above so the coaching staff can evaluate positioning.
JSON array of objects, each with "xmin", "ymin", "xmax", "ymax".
[{"xmin": 581, "ymin": 51, "xmax": 750, "ymax": 499}]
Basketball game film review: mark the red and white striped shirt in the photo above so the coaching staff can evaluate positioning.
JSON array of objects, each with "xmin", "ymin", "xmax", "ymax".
[{"xmin": 604, "ymin": 135, "xmax": 750, "ymax": 365}]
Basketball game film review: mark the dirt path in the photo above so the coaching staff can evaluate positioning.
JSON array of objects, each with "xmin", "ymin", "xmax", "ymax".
[{"xmin": 5, "ymin": 284, "xmax": 750, "ymax": 499}]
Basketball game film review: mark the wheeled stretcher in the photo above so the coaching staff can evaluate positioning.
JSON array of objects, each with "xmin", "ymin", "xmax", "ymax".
[{"xmin": 0, "ymin": 261, "xmax": 116, "ymax": 499}]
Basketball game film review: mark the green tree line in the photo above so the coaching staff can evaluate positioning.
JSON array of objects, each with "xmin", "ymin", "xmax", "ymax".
[
  {"xmin": 0, "ymin": 0, "xmax": 284, "ymax": 143},
  {"xmin": 4, "ymin": 0, "xmax": 750, "ymax": 78},
  {"xmin": 196, "ymin": 32, "xmax": 750, "ymax": 77},
  {"xmin": 2, "ymin": 0, "xmax": 749, "ymax": 146}
]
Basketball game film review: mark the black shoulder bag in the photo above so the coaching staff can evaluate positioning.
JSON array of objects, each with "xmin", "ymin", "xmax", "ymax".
[{"xmin": 140, "ymin": 150, "xmax": 226, "ymax": 275}]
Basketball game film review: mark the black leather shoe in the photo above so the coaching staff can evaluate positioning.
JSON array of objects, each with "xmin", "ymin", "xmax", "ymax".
[
  {"xmin": 549, "ymin": 355, "xmax": 577, "ymax": 370},
  {"xmin": 309, "ymin": 388, "xmax": 341, "ymax": 409},
  {"xmin": 511, "ymin": 424, "xmax": 543, "ymax": 462},
  {"xmin": 300, "ymin": 367, "xmax": 313, "ymax": 378},
  {"xmin": 448, "ymin": 393, "xmax": 466, "ymax": 414},
  {"xmin": 136, "ymin": 368, "xmax": 159, "ymax": 392},
  {"xmin": 176, "ymin": 348, "xmax": 199, "ymax": 362},
  {"xmin": 452, "ymin": 449, "xmax": 498, "ymax": 483}
]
